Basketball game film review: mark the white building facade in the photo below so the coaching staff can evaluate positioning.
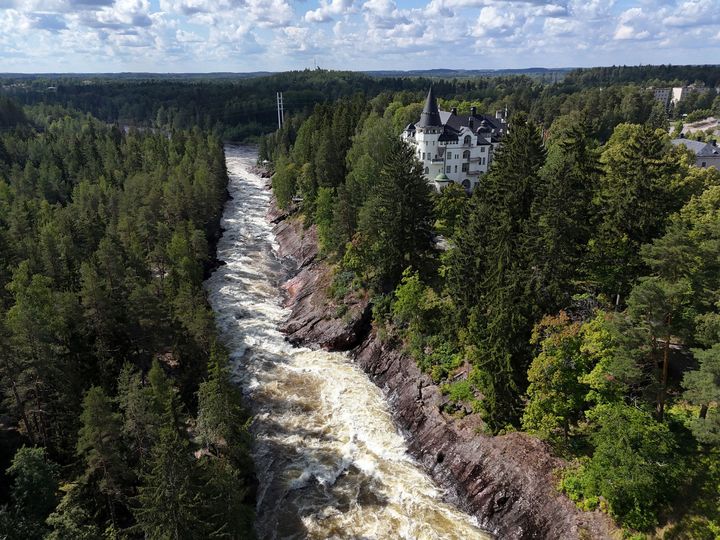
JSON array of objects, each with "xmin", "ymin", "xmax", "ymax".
[
  {"xmin": 672, "ymin": 137, "xmax": 720, "ymax": 170},
  {"xmin": 402, "ymin": 87, "xmax": 507, "ymax": 192}
]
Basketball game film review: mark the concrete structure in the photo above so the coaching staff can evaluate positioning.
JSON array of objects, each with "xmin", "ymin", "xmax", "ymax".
[
  {"xmin": 650, "ymin": 85, "xmax": 712, "ymax": 110},
  {"xmin": 402, "ymin": 87, "xmax": 507, "ymax": 192},
  {"xmin": 652, "ymin": 87, "xmax": 672, "ymax": 109},
  {"xmin": 672, "ymin": 137, "xmax": 720, "ymax": 170}
]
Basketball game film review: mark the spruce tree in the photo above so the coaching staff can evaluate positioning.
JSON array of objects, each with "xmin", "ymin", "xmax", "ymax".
[
  {"xmin": 134, "ymin": 377, "xmax": 207, "ymax": 540},
  {"xmin": 447, "ymin": 113, "xmax": 546, "ymax": 430},
  {"xmin": 355, "ymin": 137, "xmax": 434, "ymax": 289},
  {"xmin": 526, "ymin": 124, "xmax": 600, "ymax": 311}
]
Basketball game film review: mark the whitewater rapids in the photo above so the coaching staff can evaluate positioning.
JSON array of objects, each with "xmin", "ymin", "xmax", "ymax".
[{"xmin": 205, "ymin": 145, "xmax": 490, "ymax": 540}]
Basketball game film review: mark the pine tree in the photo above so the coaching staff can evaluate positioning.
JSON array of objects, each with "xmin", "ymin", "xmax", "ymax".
[
  {"xmin": 683, "ymin": 345, "xmax": 720, "ymax": 445},
  {"xmin": 76, "ymin": 385, "xmax": 130, "ymax": 529}
]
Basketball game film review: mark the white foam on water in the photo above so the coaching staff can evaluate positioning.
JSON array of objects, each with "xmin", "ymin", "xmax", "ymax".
[{"xmin": 205, "ymin": 145, "xmax": 490, "ymax": 540}]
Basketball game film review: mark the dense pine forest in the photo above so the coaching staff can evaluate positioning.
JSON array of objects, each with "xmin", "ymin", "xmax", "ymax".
[
  {"xmin": 263, "ymin": 69, "xmax": 720, "ymax": 537},
  {"xmin": 1, "ymin": 64, "xmax": 720, "ymax": 539},
  {"xmin": 6, "ymin": 65, "xmax": 720, "ymax": 142},
  {"xmin": 0, "ymin": 97, "xmax": 254, "ymax": 538}
]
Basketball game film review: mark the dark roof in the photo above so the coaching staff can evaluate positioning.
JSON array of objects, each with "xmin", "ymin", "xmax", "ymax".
[
  {"xmin": 439, "ymin": 110, "xmax": 504, "ymax": 133},
  {"xmin": 672, "ymin": 138, "xmax": 720, "ymax": 156},
  {"xmin": 416, "ymin": 87, "xmax": 442, "ymax": 128}
]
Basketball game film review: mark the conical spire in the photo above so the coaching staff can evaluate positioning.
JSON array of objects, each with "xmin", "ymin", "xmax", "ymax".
[{"xmin": 416, "ymin": 86, "xmax": 442, "ymax": 128}]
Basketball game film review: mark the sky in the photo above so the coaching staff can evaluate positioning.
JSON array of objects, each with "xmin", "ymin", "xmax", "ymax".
[{"xmin": 0, "ymin": 0, "xmax": 719, "ymax": 73}]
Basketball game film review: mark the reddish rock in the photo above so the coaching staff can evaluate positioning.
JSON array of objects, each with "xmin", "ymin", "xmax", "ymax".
[{"xmin": 269, "ymin": 198, "xmax": 614, "ymax": 539}]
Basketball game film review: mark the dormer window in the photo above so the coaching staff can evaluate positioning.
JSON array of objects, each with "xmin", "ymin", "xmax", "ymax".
[{"xmin": 463, "ymin": 135, "xmax": 471, "ymax": 145}]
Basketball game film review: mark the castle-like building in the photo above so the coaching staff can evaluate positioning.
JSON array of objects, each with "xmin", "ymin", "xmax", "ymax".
[{"xmin": 402, "ymin": 87, "xmax": 507, "ymax": 192}]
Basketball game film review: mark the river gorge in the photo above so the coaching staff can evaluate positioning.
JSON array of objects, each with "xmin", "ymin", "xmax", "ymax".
[{"xmin": 205, "ymin": 146, "xmax": 489, "ymax": 539}]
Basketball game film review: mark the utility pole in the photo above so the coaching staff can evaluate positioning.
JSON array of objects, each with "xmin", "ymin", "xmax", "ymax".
[{"xmin": 276, "ymin": 92, "xmax": 284, "ymax": 129}]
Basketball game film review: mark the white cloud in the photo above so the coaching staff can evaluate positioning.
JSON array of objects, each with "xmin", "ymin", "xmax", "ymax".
[
  {"xmin": 0, "ymin": 0, "xmax": 719, "ymax": 72},
  {"xmin": 304, "ymin": 0, "xmax": 353, "ymax": 23}
]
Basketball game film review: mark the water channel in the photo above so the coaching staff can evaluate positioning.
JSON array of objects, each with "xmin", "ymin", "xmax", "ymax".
[{"xmin": 205, "ymin": 145, "xmax": 489, "ymax": 540}]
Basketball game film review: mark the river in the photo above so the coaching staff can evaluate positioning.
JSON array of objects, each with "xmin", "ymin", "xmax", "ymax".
[{"xmin": 205, "ymin": 145, "xmax": 489, "ymax": 540}]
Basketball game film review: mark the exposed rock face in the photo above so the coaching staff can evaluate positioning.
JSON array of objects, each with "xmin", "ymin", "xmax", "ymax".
[
  {"xmin": 354, "ymin": 336, "xmax": 613, "ymax": 539},
  {"xmin": 269, "ymin": 202, "xmax": 614, "ymax": 540},
  {"xmin": 272, "ymin": 208, "xmax": 370, "ymax": 351}
]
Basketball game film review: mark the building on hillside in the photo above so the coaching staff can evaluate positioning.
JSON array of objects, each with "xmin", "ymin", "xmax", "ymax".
[
  {"xmin": 671, "ymin": 84, "xmax": 711, "ymax": 106},
  {"xmin": 652, "ymin": 87, "xmax": 672, "ymax": 109},
  {"xmin": 650, "ymin": 85, "xmax": 712, "ymax": 110},
  {"xmin": 402, "ymin": 87, "xmax": 507, "ymax": 192},
  {"xmin": 671, "ymin": 137, "xmax": 720, "ymax": 170}
]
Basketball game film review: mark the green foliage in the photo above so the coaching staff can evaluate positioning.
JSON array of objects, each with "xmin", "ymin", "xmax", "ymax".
[
  {"xmin": 522, "ymin": 313, "xmax": 591, "ymax": 442},
  {"xmin": 0, "ymin": 99, "xmax": 253, "ymax": 538},
  {"xmin": 446, "ymin": 113, "xmax": 547, "ymax": 431},
  {"xmin": 433, "ymin": 183, "xmax": 468, "ymax": 238},
  {"xmin": 561, "ymin": 403, "xmax": 682, "ymax": 531},
  {"xmin": 683, "ymin": 345, "xmax": 720, "ymax": 445},
  {"xmin": 354, "ymin": 137, "xmax": 435, "ymax": 289},
  {"xmin": 0, "ymin": 446, "xmax": 59, "ymax": 539},
  {"xmin": 589, "ymin": 124, "xmax": 687, "ymax": 298}
]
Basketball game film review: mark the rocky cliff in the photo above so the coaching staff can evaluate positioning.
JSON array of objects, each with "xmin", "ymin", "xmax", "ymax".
[{"xmin": 269, "ymin": 202, "xmax": 614, "ymax": 540}]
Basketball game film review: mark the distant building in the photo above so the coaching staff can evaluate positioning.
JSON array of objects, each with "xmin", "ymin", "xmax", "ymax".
[
  {"xmin": 652, "ymin": 87, "xmax": 672, "ymax": 109},
  {"xmin": 671, "ymin": 84, "xmax": 711, "ymax": 106},
  {"xmin": 671, "ymin": 137, "xmax": 720, "ymax": 170},
  {"xmin": 402, "ymin": 87, "xmax": 507, "ymax": 192},
  {"xmin": 650, "ymin": 85, "xmax": 711, "ymax": 110}
]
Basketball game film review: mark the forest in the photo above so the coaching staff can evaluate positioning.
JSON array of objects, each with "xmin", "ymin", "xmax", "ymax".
[
  {"xmin": 0, "ymin": 96, "xmax": 254, "ymax": 538},
  {"xmin": 263, "ymin": 71, "xmax": 720, "ymax": 537},
  {"xmin": 1, "ymin": 64, "xmax": 720, "ymax": 538},
  {"xmin": 5, "ymin": 64, "xmax": 719, "ymax": 143}
]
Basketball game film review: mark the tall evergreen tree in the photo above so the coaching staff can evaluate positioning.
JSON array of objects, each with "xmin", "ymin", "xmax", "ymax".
[
  {"xmin": 447, "ymin": 113, "xmax": 546, "ymax": 430},
  {"xmin": 134, "ymin": 419, "xmax": 207, "ymax": 540},
  {"xmin": 76, "ymin": 386, "xmax": 130, "ymax": 529},
  {"xmin": 354, "ymin": 137, "xmax": 435, "ymax": 289},
  {"xmin": 526, "ymin": 124, "xmax": 600, "ymax": 311}
]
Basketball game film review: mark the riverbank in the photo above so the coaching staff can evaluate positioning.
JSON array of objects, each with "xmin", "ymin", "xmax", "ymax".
[{"xmin": 269, "ymin": 201, "xmax": 615, "ymax": 540}]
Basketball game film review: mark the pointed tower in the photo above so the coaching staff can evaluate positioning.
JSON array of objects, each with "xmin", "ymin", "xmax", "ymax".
[{"xmin": 416, "ymin": 86, "xmax": 442, "ymax": 130}]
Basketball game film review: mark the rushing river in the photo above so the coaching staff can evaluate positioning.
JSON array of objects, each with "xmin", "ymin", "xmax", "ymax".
[{"xmin": 205, "ymin": 146, "xmax": 489, "ymax": 540}]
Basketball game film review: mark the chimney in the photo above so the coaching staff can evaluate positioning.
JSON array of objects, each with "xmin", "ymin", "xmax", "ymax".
[
  {"xmin": 451, "ymin": 107, "xmax": 457, "ymax": 115},
  {"xmin": 470, "ymin": 106, "xmax": 477, "ymax": 116}
]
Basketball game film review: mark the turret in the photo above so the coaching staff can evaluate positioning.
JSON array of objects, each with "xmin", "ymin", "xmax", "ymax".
[{"xmin": 416, "ymin": 87, "xmax": 442, "ymax": 131}]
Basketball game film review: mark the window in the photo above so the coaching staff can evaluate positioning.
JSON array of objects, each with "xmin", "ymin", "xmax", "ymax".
[
  {"xmin": 463, "ymin": 135, "xmax": 471, "ymax": 145},
  {"xmin": 447, "ymin": 152, "xmax": 452, "ymax": 160},
  {"xmin": 454, "ymin": 165, "xmax": 458, "ymax": 173},
  {"xmin": 446, "ymin": 166, "xmax": 451, "ymax": 173},
  {"xmin": 462, "ymin": 163, "xmax": 469, "ymax": 172},
  {"xmin": 422, "ymin": 152, "xmax": 426, "ymax": 160},
  {"xmin": 424, "ymin": 167, "xmax": 429, "ymax": 174},
  {"xmin": 462, "ymin": 179, "xmax": 471, "ymax": 189},
  {"xmin": 463, "ymin": 150, "xmax": 470, "ymax": 159},
  {"xmin": 481, "ymin": 147, "xmax": 486, "ymax": 153},
  {"xmin": 701, "ymin": 162, "xmax": 707, "ymax": 167},
  {"xmin": 481, "ymin": 157, "xmax": 486, "ymax": 165}
]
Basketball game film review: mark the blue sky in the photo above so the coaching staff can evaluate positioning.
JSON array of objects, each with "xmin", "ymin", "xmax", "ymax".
[{"xmin": 0, "ymin": 0, "xmax": 719, "ymax": 72}]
